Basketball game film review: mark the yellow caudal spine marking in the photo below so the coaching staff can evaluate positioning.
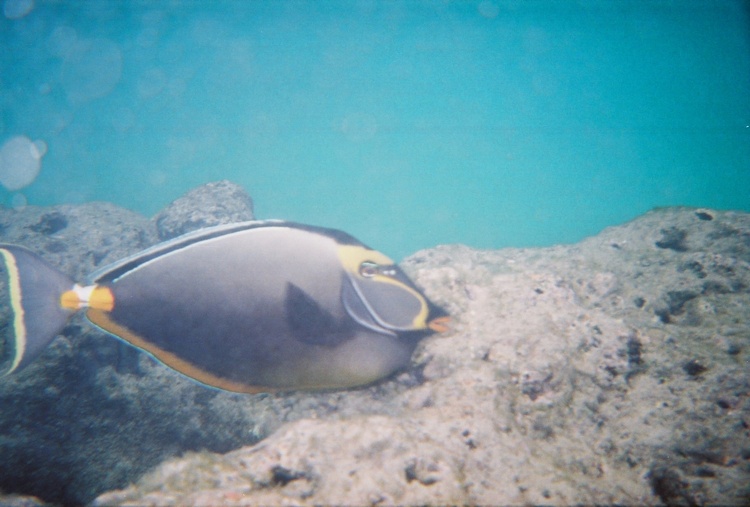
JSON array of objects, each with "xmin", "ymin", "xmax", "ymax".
[
  {"xmin": 89, "ymin": 286, "xmax": 115, "ymax": 311},
  {"xmin": 60, "ymin": 284, "xmax": 115, "ymax": 312},
  {"xmin": 60, "ymin": 288, "xmax": 81, "ymax": 311},
  {"xmin": 0, "ymin": 248, "xmax": 27, "ymax": 374}
]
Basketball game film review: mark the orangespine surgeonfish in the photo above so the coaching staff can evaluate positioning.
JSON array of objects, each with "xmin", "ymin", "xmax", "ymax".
[{"xmin": 0, "ymin": 220, "xmax": 449, "ymax": 392}]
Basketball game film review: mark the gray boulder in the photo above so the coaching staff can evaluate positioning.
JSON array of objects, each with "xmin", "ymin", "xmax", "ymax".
[
  {"xmin": 93, "ymin": 207, "xmax": 750, "ymax": 506},
  {"xmin": 152, "ymin": 180, "xmax": 254, "ymax": 240},
  {"xmin": 1, "ymin": 196, "xmax": 748, "ymax": 506},
  {"xmin": 0, "ymin": 182, "xmax": 271, "ymax": 506},
  {"xmin": 0, "ymin": 202, "xmax": 155, "ymax": 281}
]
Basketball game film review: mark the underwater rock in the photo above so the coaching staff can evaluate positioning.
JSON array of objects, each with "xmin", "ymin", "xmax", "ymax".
[
  {"xmin": 0, "ymin": 493, "xmax": 50, "ymax": 507},
  {"xmin": 1, "ymin": 200, "xmax": 749, "ymax": 506},
  {"xmin": 153, "ymin": 180, "xmax": 254, "ymax": 240},
  {"xmin": 91, "ymin": 206, "xmax": 750, "ymax": 506},
  {"xmin": 0, "ymin": 202, "xmax": 157, "ymax": 504},
  {"xmin": 0, "ymin": 183, "xmax": 280, "ymax": 506},
  {"xmin": 0, "ymin": 202, "xmax": 155, "ymax": 280}
]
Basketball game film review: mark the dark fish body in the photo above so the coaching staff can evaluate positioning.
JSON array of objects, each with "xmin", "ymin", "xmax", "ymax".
[{"xmin": 0, "ymin": 220, "xmax": 448, "ymax": 392}]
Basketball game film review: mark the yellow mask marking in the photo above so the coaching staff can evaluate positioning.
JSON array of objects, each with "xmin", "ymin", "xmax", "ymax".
[
  {"xmin": 369, "ymin": 274, "xmax": 431, "ymax": 329},
  {"xmin": 336, "ymin": 245, "xmax": 394, "ymax": 275},
  {"xmin": 336, "ymin": 244, "xmax": 430, "ymax": 330}
]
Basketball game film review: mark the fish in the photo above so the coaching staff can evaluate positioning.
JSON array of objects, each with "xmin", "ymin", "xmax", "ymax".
[{"xmin": 0, "ymin": 220, "xmax": 449, "ymax": 392}]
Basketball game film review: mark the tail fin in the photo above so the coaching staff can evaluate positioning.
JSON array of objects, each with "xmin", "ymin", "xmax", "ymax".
[{"xmin": 0, "ymin": 245, "xmax": 75, "ymax": 376}]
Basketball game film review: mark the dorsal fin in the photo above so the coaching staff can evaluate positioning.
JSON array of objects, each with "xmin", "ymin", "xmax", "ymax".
[{"xmin": 89, "ymin": 220, "xmax": 372, "ymax": 284}]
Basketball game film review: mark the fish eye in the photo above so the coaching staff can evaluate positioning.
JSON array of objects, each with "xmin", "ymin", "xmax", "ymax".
[{"xmin": 359, "ymin": 261, "xmax": 379, "ymax": 278}]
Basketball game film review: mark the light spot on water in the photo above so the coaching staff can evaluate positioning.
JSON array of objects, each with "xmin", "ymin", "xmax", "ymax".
[
  {"xmin": 136, "ymin": 25, "xmax": 160, "ymax": 48},
  {"xmin": 111, "ymin": 108, "xmax": 136, "ymax": 133},
  {"xmin": 0, "ymin": 136, "xmax": 44, "ymax": 191},
  {"xmin": 47, "ymin": 26, "xmax": 78, "ymax": 58},
  {"xmin": 32, "ymin": 139, "xmax": 47, "ymax": 157},
  {"xmin": 61, "ymin": 38, "xmax": 123, "ymax": 103},
  {"xmin": 137, "ymin": 68, "xmax": 167, "ymax": 99},
  {"xmin": 137, "ymin": 10, "xmax": 164, "ymax": 47},
  {"xmin": 3, "ymin": 0, "xmax": 33, "ymax": 20},
  {"xmin": 477, "ymin": 1, "xmax": 499, "ymax": 19},
  {"xmin": 50, "ymin": 110, "xmax": 73, "ymax": 134},
  {"xmin": 148, "ymin": 170, "xmax": 168, "ymax": 186},
  {"xmin": 166, "ymin": 77, "xmax": 187, "ymax": 98}
]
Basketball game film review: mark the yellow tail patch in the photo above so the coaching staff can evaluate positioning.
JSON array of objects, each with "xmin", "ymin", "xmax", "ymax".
[
  {"xmin": 60, "ymin": 285, "xmax": 115, "ymax": 312},
  {"xmin": 90, "ymin": 286, "xmax": 115, "ymax": 312}
]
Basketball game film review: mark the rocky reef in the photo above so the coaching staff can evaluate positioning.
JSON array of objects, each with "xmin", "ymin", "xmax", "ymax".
[{"xmin": 0, "ymin": 183, "xmax": 748, "ymax": 506}]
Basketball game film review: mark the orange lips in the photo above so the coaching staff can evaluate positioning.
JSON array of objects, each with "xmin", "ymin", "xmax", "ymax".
[{"xmin": 427, "ymin": 316, "xmax": 451, "ymax": 333}]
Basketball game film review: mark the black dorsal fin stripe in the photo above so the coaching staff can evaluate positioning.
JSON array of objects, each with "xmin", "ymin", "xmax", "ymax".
[{"xmin": 89, "ymin": 220, "xmax": 372, "ymax": 284}]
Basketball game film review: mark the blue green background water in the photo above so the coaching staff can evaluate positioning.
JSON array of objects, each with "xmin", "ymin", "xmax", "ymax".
[{"xmin": 1, "ymin": 0, "xmax": 748, "ymax": 260}]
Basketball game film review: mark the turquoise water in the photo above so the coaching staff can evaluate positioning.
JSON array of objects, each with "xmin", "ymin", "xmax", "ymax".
[{"xmin": 1, "ymin": 0, "xmax": 748, "ymax": 260}]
